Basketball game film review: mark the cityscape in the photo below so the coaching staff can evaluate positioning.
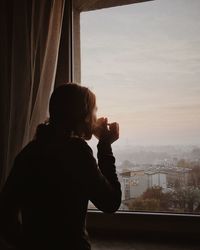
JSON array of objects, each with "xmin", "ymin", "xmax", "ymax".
[{"xmin": 88, "ymin": 144, "xmax": 200, "ymax": 214}]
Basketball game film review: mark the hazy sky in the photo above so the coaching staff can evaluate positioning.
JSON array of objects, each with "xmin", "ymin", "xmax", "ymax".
[{"xmin": 81, "ymin": 0, "xmax": 200, "ymax": 146}]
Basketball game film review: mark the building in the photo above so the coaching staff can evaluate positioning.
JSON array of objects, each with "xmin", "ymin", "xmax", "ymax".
[
  {"xmin": 145, "ymin": 170, "xmax": 167, "ymax": 189},
  {"xmin": 119, "ymin": 168, "xmax": 148, "ymax": 200}
]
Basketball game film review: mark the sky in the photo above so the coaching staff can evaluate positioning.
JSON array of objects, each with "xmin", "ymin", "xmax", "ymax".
[{"xmin": 80, "ymin": 0, "xmax": 200, "ymax": 146}]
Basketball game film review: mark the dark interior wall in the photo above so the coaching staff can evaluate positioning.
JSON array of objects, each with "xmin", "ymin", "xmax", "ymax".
[
  {"xmin": 0, "ymin": 0, "xmax": 13, "ymax": 187},
  {"xmin": 0, "ymin": 0, "xmax": 33, "ymax": 188}
]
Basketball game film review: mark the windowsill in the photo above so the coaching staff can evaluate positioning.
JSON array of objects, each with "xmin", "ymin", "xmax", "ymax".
[
  {"xmin": 87, "ymin": 209, "xmax": 200, "ymax": 242},
  {"xmin": 88, "ymin": 208, "xmax": 200, "ymax": 217}
]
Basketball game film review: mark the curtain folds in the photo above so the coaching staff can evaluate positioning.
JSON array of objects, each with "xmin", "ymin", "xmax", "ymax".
[
  {"xmin": 0, "ymin": 0, "xmax": 69, "ymax": 189},
  {"xmin": 23, "ymin": 0, "xmax": 65, "ymax": 145}
]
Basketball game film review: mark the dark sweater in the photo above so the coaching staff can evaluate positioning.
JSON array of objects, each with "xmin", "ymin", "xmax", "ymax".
[{"xmin": 0, "ymin": 136, "xmax": 121, "ymax": 250}]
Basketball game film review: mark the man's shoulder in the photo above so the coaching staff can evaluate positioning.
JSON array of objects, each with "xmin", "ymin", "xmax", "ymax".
[
  {"xmin": 64, "ymin": 137, "xmax": 93, "ymax": 154},
  {"xmin": 61, "ymin": 136, "xmax": 85, "ymax": 147},
  {"xmin": 15, "ymin": 140, "xmax": 38, "ymax": 161}
]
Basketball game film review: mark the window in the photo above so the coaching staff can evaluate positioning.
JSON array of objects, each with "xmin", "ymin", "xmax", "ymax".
[{"xmin": 80, "ymin": 0, "xmax": 200, "ymax": 214}]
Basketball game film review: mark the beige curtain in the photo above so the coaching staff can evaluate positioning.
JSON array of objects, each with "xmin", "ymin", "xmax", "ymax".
[
  {"xmin": 0, "ymin": 0, "xmax": 69, "ymax": 189},
  {"xmin": 23, "ymin": 0, "xmax": 65, "ymax": 145}
]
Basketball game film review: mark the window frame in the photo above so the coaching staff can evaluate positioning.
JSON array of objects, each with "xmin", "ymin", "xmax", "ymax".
[{"xmin": 71, "ymin": 0, "xmax": 200, "ymax": 240}]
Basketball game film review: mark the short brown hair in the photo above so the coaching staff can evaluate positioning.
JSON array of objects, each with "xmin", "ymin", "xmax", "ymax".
[{"xmin": 49, "ymin": 83, "xmax": 96, "ymax": 139}]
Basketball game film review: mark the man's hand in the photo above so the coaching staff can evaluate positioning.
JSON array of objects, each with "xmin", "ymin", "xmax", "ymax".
[{"xmin": 93, "ymin": 117, "xmax": 119, "ymax": 144}]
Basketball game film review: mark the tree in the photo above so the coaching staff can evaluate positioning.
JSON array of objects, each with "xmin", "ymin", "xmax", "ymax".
[
  {"xmin": 171, "ymin": 186, "xmax": 200, "ymax": 213},
  {"xmin": 188, "ymin": 165, "xmax": 200, "ymax": 187},
  {"xmin": 142, "ymin": 186, "xmax": 172, "ymax": 211},
  {"xmin": 126, "ymin": 186, "xmax": 173, "ymax": 212},
  {"xmin": 177, "ymin": 159, "xmax": 190, "ymax": 168},
  {"xmin": 126, "ymin": 197, "xmax": 160, "ymax": 211}
]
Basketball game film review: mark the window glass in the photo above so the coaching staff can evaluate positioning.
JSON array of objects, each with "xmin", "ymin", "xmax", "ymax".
[{"xmin": 81, "ymin": 0, "xmax": 200, "ymax": 213}]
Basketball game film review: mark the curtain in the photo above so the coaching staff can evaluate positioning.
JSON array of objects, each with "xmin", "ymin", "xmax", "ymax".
[{"xmin": 0, "ymin": 0, "xmax": 70, "ymax": 189}]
